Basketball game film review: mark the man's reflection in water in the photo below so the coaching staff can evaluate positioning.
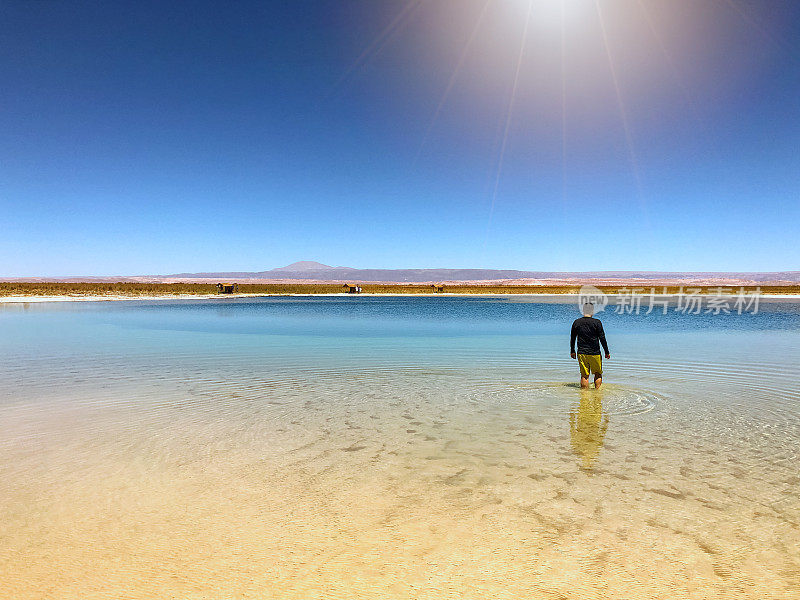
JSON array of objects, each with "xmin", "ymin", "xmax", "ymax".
[{"xmin": 569, "ymin": 389, "xmax": 609, "ymax": 471}]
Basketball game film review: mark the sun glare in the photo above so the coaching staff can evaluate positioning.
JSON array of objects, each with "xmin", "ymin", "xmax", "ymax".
[{"xmin": 528, "ymin": 0, "xmax": 587, "ymax": 28}]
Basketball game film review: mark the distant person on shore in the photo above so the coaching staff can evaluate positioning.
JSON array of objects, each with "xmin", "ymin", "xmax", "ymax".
[{"xmin": 570, "ymin": 303, "xmax": 611, "ymax": 389}]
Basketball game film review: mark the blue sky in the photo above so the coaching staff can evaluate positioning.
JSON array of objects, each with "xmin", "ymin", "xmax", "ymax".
[{"xmin": 1, "ymin": 0, "xmax": 799, "ymax": 276}]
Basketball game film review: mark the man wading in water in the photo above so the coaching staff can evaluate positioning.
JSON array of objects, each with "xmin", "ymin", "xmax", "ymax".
[{"xmin": 570, "ymin": 303, "xmax": 611, "ymax": 389}]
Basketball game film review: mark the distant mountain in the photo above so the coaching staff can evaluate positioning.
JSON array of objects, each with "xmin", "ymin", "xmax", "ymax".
[
  {"xmin": 165, "ymin": 263, "xmax": 800, "ymax": 284},
  {"xmin": 270, "ymin": 261, "xmax": 335, "ymax": 272}
]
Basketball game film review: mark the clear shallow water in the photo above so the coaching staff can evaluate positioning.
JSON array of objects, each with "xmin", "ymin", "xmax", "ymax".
[{"xmin": 1, "ymin": 296, "xmax": 799, "ymax": 599}]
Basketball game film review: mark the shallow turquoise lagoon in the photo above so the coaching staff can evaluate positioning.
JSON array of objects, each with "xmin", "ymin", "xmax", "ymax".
[{"xmin": 1, "ymin": 297, "xmax": 799, "ymax": 599}]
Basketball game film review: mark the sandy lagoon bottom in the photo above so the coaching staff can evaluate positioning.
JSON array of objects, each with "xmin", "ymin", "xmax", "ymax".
[{"xmin": 1, "ymin": 298, "xmax": 799, "ymax": 599}]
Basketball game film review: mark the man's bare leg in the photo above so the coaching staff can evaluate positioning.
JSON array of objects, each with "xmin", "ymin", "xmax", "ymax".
[
  {"xmin": 594, "ymin": 374, "xmax": 602, "ymax": 389},
  {"xmin": 580, "ymin": 375, "xmax": 590, "ymax": 389}
]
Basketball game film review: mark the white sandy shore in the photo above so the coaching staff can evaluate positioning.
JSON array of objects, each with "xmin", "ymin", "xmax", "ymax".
[{"xmin": 2, "ymin": 292, "xmax": 800, "ymax": 304}]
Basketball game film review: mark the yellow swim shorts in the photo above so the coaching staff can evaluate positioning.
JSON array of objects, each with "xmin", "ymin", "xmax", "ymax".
[{"xmin": 578, "ymin": 353, "xmax": 602, "ymax": 377}]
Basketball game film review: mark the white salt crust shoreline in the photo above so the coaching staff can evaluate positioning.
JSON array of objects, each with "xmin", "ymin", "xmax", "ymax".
[{"xmin": 2, "ymin": 292, "xmax": 799, "ymax": 304}]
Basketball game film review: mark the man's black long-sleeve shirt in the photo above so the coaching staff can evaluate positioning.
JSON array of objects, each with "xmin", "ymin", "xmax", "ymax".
[{"xmin": 570, "ymin": 316, "xmax": 609, "ymax": 355}]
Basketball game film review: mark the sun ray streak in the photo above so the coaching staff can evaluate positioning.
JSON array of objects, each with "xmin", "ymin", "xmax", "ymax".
[
  {"xmin": 635, "ymin": 0, "xmax": 690, "ymax": 99},
  {"xmin": 635, "ymin": 0, "xmax": 720, "ymax": 162},
  {"xmin": 414, "ymin": 0, "xmax": 492, "ymax": 164},
  {"xmin": 716, "ymin": 0, "xmax": 792, "ymax": 52},
  {"xmin": 484, "ymin": 0, "xmax": 533, "ymax": 247},
  {"xmin": 593, "ymin": 0, "xmax": 651, "ymax": 228},
  {"xmin": 328, "ymin": 0, "xmax": 425, "ymax": 98},
  {"xmin": 560, "ymin": 0, "xmax": 568, "ymax": 223}
]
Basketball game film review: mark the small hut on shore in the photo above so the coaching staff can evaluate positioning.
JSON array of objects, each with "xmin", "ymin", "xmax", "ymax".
[
  {"xmin": 430, "ymin": 284, "xmax": 445, "ymax": 293},
  {"xmin": 342, "ymin": 284, "xmax": 362, "ymax": 294},
  {"xmin": 216, "ymin": 283, "xmax": 238, "ymax": 294}
]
